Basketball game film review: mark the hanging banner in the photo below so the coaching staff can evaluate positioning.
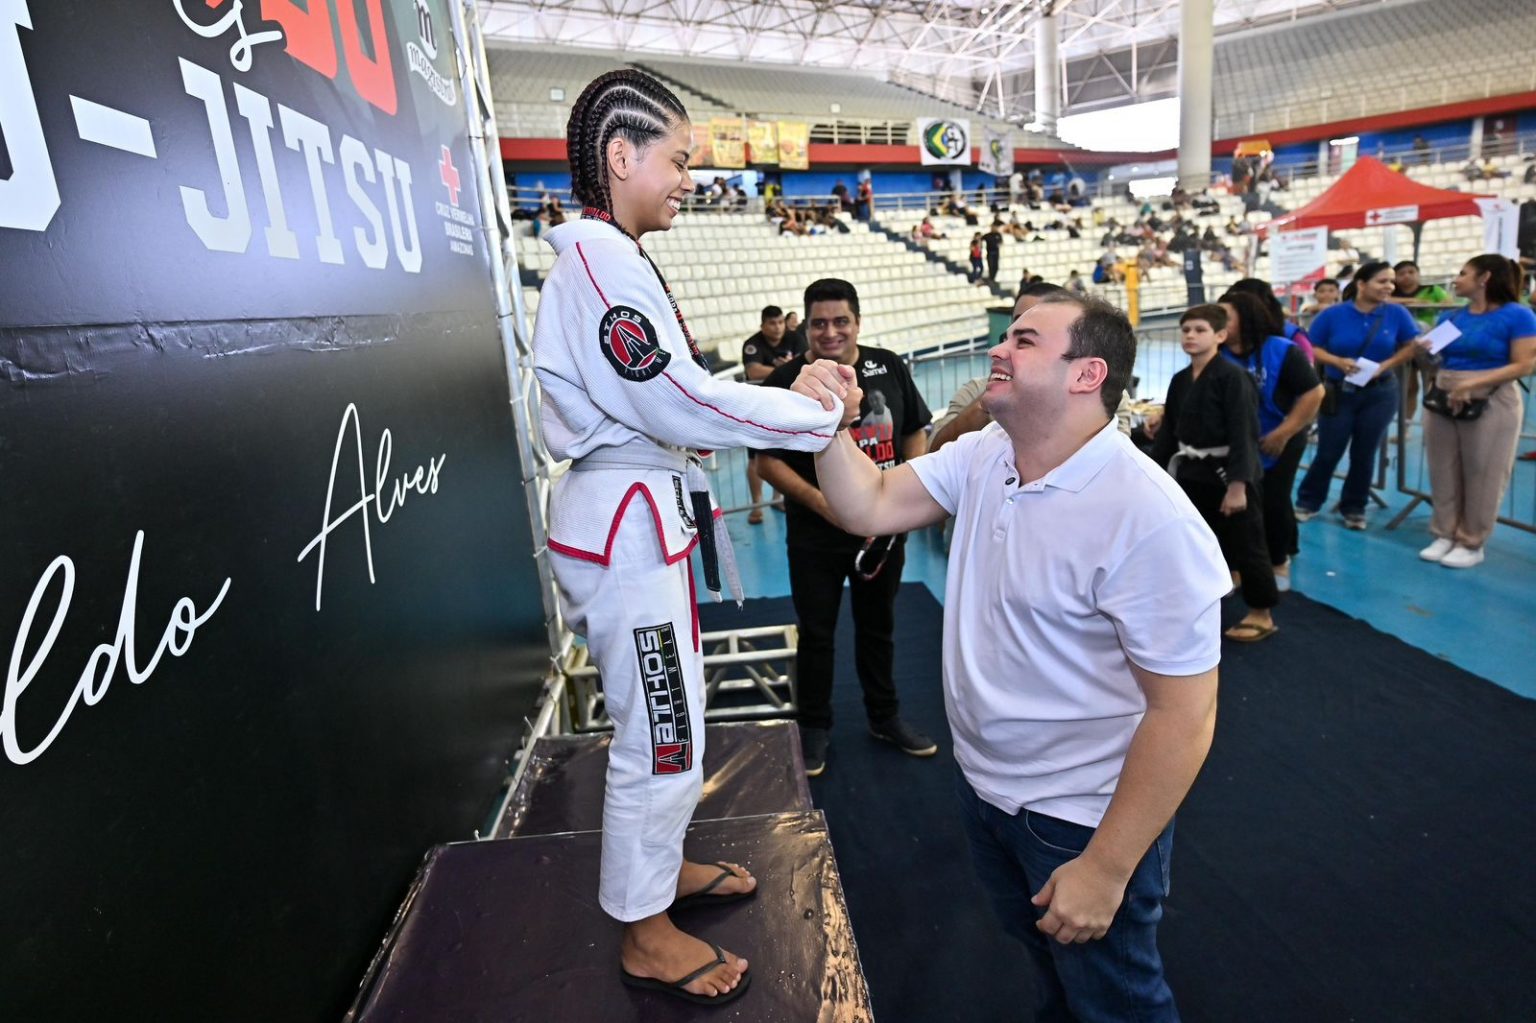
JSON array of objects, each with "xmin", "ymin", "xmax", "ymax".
[
  {"xmin": 916, "ymin": 117, "xmax": 972, "ymax": 166},
  {"xmin": 747, "ymin": 120, "xmax": 779, "ymax": 164},
  {"xmin": 709, "ymin": 117, "xmax": 746, "ymax": 169},
  {"xmin": 778, "ymin": 122, "xmax": 810, "ymax": 170},
  {"xmin": 978, "ymin": 127, "xmax": 1013, "ymax": 177},
  {"xmin": 688, "ymin": 121, "xmax": 713, "ymax": 167},
  {"xmin": 1476, "ymin": 197, "xmax": 1520, "ymax": 258},
  {"xmin": 1272, "ymin": 227, "xmax": 1330, "ymax": 285}
]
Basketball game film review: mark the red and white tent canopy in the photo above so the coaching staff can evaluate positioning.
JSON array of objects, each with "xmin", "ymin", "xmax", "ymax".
[{"xmin": 1259, "ymin": 157, "xmax": 1493, "ymax": 237}]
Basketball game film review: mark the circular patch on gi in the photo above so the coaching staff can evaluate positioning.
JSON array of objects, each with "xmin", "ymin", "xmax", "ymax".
[{"xmin": 599, "ymin": 305, "xmax": 671, "ymax": 382}]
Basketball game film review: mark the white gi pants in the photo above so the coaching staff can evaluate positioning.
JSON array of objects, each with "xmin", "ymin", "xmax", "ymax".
[{"xmin": 554, "ymin": 495, "xmax": 707, "ymax": 922}]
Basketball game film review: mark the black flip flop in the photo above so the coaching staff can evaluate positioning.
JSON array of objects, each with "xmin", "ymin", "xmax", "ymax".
[
  {"xmin": 671, "ymin": 862, "xmax": 757, "ymax": 912},
  {"xmin": 620, "ymin": 943, "xmax": 752, "ymax": 1006}
]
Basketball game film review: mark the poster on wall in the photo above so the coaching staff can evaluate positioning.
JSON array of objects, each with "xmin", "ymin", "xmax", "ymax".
[
  {"xmin": 0, "ymin": 2, "xmax": 544, "ymax": 1020},
  {"xmin": 978, "ymin": 127, "xmax": 1012, "ymax": 177},
  {"xmin": 747, "ymin": 120, "xmax": 779, "ymax": 164},
  {"xmin": 709, "ymin": 117, "xmax": 746, "ymax": 169},
  {"xmin": 916, "ymin": 117, "xmax": 972, "ymax": 166},
  {"xmin": 777, "ymin": 121, "xmax": 810, "ymax": 169}
]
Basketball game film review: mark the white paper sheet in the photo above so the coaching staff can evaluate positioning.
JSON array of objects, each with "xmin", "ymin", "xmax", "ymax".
[
  {"xmin": 1422, "ymin": 320, "xmax": 1462, "ymax": 355},
  {"xmin": 1345, "ymin": 358, "xmax": 1380, "ymax": 387}
]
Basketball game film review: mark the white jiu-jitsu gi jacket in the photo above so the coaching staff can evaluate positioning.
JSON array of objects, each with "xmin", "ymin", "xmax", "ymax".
[{"xmin": 533, "ymin": 218, "xmax": 843, "ymax": 565}]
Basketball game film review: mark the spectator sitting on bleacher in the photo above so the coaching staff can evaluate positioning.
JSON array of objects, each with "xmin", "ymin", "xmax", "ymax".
[
  {"xmin": 1067, "ymin": 217, "xmax": 1083, "ymax": 239},
  {"xmin": 1413, "ymin": 135, "xmax": 1431, "ymax": 163},
  {"xmin": 920, "ymin": 216, "xmax": 946, "ymax": 242},
  {"xmin": 831, "ymin": 181, "xmax": 850, "ymax": 212},
  {"xmin": 1200, "ymin": 225, "xmax": 1223, "ymax": 252},
  {"xmin": 1193, "ymin": 190, "xmax": 1221, "ymax": 215},
  {"xmin": 1004, "ymin": 213, "xmax": 1029, "ymax": 241},
  {"xmin": 1225, "ymin": 216, "xmax": 1243, "ymax": 237},
  {"xmin": 1067, "ymin": 269, "xmax": 1087, "ymax": 296},
  {"xmin": 1094, "ymin": 249, "xmax": 1125, "ymax": 285}
]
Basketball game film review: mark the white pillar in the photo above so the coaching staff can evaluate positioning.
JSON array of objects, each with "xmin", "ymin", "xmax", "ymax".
[
  {"xmin": 1177, "ymin": 0, "xmax": 1214, "ymax": 190},
  {"xmin": 1034, "ymin": 12, "xmax": 1060, "ymax": 134}
]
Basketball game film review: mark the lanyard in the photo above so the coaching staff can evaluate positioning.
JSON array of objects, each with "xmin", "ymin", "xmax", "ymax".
[{"xmin": 581, "ymin": 207, "xmax": 708, "ymax": 372}]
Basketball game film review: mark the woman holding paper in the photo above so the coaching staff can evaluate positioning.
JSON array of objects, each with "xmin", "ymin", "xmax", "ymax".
[
  {"xmin": 1418, "ymin": 255, "xmax": 1536, "ymax": 568},
  {"xmin": 1294, "ymin": 262, "xmax": 1422, "ymax": 529}
]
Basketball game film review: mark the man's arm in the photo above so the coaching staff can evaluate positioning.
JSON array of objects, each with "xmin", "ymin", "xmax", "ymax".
[
  {"xmin": 755, "ymin": 452, "xmax": 840, "ymax": 528},
  {"xmin": 901, "ymin": 425, "xmax": 929, "ymax": 461},
  {"xmin": 813, "ymin": 431, "xmax": 948, "ymax": 536},
  {"xmin": 744, "ymin": 361, "xmax": 774, "ymax": 382},
  {"xmin": 1032, "ymin": 662, "xmax": 1218, "ymax": 944},
  {"xmin": 930, "ymin": 398, "xmax": 988, "ymax": 452}
]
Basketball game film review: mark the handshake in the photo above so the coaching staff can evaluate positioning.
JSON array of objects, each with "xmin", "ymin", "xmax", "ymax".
[{"xmin": 791, "ymin": 359, "xmax": 863, "ymax": 430}]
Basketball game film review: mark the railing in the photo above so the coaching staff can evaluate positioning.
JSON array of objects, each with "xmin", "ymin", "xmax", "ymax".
[
  {"xmin": 1389, "ymin": 373, "xmax": 1536, "ymax": 536},
  {"xmin": 1212, "ymin": 66, "xmax": 1536, "ymax": 141}
]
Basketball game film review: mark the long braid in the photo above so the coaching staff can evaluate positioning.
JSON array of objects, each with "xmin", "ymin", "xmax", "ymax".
[{"xmin": 567, "ymin": 70, "xmax": 688, "ymax": 225}]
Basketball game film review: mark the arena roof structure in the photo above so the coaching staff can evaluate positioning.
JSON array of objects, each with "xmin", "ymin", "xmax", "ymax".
[{"xmin": 474, "ymin": 0, "xmax": 1386, "ymax": 101}]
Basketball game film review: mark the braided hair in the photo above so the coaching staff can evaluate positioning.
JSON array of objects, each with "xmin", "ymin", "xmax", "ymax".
[{"xmin": 566, "ymin": 70, "xmax": 688, "ymax": 217}]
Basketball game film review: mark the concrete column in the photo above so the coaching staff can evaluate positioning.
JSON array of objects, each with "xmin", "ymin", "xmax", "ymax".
[
  {"xmin": 1034, "ymin": 11, "xmax": 1060, "ymax": 133},
  {"xmin": 1177, "ymin": 0, "xmax": 1214, "ymax": 190}
]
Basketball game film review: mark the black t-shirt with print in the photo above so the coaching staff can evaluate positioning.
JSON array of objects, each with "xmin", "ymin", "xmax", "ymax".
[{"xmin": 762, "ymin": 345, "xmax": 932, "ymax": 550}]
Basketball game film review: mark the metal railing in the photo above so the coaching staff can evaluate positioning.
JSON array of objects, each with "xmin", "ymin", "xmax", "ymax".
[{"xmin": 1388, "ymin": 374, "xmax": 1536, "ymax": 536}]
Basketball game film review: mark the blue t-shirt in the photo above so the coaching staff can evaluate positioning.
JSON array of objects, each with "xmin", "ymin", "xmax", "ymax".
[
  {"xmin": 1309, "ymin": 302, "xmax": 1420, "ymax": 382},
  {"xmin": 1434, "ymin": 303, "xmax": 1536, "ymax": 372}
]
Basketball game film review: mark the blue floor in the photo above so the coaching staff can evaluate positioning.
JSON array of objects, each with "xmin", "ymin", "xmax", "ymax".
[{"xmin": 710, "ymin": 439, "xmax": 1536, "ymax": 699}]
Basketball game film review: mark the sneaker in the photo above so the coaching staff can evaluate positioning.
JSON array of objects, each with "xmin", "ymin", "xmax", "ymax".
[
  {"xmin": 1294, "ymin": 507, "xmax": 1318, "ymax": 523},
  {"xmin": 1440, "ymin": 545, "xmax": 1484, "ymax": 569},
  {"xmin": 869, "ymin": 717, "xmax": 938, "ymax": 757},
  {"xmin": 1343, "ymin": 513, "xmax": 1368, "ymax": 531},
  {"xmin": 1419, "ymin": 537, "xmax": 1456, "ymax": 562},
  {"xmin": 800, "ymin": 726, "xmax": 829, "ymax": 777}
]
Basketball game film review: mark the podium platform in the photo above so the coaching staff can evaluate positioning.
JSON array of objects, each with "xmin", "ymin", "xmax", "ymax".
[
  {"xmin": 348, "ymin": 723, "xmax": 873, "ymax": 1022},
  {"xmin": 497, "ymin": 721, "xmax": 813, "ymax": 838}
]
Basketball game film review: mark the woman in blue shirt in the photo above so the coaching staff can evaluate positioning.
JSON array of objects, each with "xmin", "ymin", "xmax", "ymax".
[
  {"xmin": 1418, "ymin": 254, "xmax": 1536, "ymax": 568},
  {"xmin": 1295, "ymin": 262, "xmax": 1422, "ymax": 529}
]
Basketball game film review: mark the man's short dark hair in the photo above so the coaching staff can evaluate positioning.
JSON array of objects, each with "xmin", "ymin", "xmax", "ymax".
[
  {"xmin": 1315, "ymin": 277, "xmax": 1339, "ymax": 291},
  {"xmin": 1392, "ymin": 260, "xmax": 1419, "ymax": 272},
  {"xmin": 1018, "ymin": 280, "xmax": 1066, "ymax": 301},
  {"xmin": 761, "ymin": 304, "xmax": 783, "ymax": 322},
  {"xmin": 1180, "ymin": 304, "xmax": 1229, "ymax": 331},
  {"xmin": 1038, "ymin": 293, "xmax": 1136, "ymax": 417},
  {"xmin": 804, "ymin": 278, "xmax": 860, "ymax": 320}
]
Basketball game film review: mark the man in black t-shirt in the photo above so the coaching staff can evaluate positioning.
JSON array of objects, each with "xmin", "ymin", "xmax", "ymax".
[
  {"xmin": 758, "ymin": 279, "xmax": 934, "ymax": 777},
  {"xmin": 740, "ymin": 306, "xmax": 807, "ymax": 523}
]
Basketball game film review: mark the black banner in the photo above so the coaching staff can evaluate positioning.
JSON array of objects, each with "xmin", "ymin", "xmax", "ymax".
[{"xmin": 0, "ymin": 2, "xmax": 544, "ymax": 1020}]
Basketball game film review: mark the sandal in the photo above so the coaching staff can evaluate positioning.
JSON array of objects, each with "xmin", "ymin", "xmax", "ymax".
[
  {"xmin": 1224, "ymin": 622, "xmax": 1278, "ymax": 643},
  {"xmin": 747, "ymin": 508, "xmax": 764, "ymax": 525},
  {"xmin": 671, "ymin": 862, "xmax": 757, "ymax": 912},
  {"xmin": 620, "ymin": 943, "xmax": 751, "ymax": 1005}
]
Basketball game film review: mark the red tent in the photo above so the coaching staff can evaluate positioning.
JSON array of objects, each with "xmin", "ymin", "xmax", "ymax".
[{"xmin": 1259, "ymin": 156, "xmax": 1492, "ymax": 237}]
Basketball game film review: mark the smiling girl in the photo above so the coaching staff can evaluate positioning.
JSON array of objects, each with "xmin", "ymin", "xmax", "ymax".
[{"xmin": 530, "ymin": 70, "xmax": 851, "ymax": 1006}]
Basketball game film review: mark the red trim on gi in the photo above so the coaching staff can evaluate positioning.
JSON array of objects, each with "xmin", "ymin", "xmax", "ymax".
[
  {"xmin": 659, "ymin": 372, "xmax": 835, "ymax": 439},
  {"xmin": 545, "ymin": 483, "xmax": 700, "ymax": 566}
]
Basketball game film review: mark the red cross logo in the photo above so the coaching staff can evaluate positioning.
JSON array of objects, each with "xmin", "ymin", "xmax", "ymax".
[{"xmin": 439, "ymin": 146, "xmax": 461, "ymax": 207}]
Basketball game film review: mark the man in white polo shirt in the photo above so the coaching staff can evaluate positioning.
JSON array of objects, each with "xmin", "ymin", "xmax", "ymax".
[{"xmin": 792, "ymin": 293, "xmax": 1229, "ymax": 1021}]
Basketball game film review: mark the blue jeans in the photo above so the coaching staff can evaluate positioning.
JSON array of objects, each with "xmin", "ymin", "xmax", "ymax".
[
  {"xmin": 1296, "ymin": 379, "xmax": 1398, "ymax": 517},
  {"xmin": 956, "ymin": 772, "xmax": 1179, "ymax": 1022}
]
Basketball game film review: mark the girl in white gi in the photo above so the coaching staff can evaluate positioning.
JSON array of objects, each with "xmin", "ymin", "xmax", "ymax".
[{"xmin": 532, "ymin": 70, "xmax": 853, "ymax": 1005}]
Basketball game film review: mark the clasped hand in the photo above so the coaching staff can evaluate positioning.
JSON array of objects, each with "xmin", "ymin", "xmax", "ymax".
[{"xmin": 791, "ymin": 360, "xmax": 863, "ymax": 429}]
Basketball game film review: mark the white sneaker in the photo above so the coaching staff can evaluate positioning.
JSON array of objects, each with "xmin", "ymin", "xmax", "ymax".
[
  {"xmin": 1440, "ymin": 545, "xmax": 1485, "ymax": 569},
  {"xmin": 1419, "ymin": 538, "xmax": 1456, "ymax": 562}
]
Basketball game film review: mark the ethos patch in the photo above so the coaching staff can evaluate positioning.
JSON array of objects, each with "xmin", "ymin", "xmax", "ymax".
[
  {"xmin": 599, "ymin": 305, "xmax": 670, "ymax": 382},
  {"xmin": 633, "ymin": 623, "xmax": 693, "ymax": 774}
]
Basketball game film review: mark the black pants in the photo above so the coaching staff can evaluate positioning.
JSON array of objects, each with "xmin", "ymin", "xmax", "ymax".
[
  {"xmin": 788, "ymin": 542, "xmax": 904, "ymax": 731},
  {"xmin": 1181, "ymin": 479, "xmax": 1278, "ymax": 610},
  {"xmin": 1261, "ymin": 431, "xmax": 1308, "ymax": 567},
  {"xmin": 986, "ymin": 253, "xmax": 1000, "ymax": 281}
]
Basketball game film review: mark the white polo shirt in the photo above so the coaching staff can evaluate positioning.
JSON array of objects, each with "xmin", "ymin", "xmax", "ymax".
[{"xmin": 909, "ymin": 419, "xmax": 1229, "ymax": 828}]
